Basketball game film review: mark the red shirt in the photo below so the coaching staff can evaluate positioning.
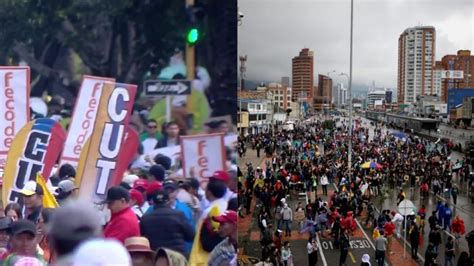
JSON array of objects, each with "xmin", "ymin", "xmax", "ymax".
[
  {"xmin": 384, "ymin": 221, "xmax": 395, "ymax": 236},
  {"xmin": 104, "ymin": 207, "xmax": 140, "ymax": 243}
]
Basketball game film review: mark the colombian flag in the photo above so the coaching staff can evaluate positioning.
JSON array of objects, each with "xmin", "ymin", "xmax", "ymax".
[{"xmin": 36, "ymin": 172, "xmax": 59, "ymax": 208}]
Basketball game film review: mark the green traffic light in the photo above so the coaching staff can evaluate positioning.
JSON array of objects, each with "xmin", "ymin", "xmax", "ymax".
[{"xmin": 187, "ymin": 28, "xmax": 199, "ymax": 44}]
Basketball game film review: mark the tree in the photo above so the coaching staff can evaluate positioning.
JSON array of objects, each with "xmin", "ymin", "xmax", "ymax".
[
  {"xmin": 286, "ymin": 108, "xmax": 292, "ymax": 117},
  {"xmin": 0, "ymin": 0, "xmax": 199, "ymax": 97}
]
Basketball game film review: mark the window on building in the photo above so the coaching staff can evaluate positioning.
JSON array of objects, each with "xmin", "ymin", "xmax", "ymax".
[
  {"xmin": 256, "ymin": 104, "xmax": 261, "ymax": 110},
  {"xmin": 248, "ymin": 103, "xmax": 255, "ymax": 110}
]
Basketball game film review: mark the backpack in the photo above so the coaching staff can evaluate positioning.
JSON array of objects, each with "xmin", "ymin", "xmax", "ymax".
[{"xmin": 200, "ymin": 216, "xmax": 225, "ymax": 252}]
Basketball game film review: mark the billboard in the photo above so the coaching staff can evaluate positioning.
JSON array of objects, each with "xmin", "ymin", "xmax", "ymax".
[{"xmin": 441, "ymin": 70, "xmax": 464, "ymax": 79}]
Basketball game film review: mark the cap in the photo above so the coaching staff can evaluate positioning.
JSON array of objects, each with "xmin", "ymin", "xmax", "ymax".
[
  {"xmin": 212, "ymin": 210, "xmax": 237, "ymax": 225},
  {"xmin": 72, "ymin": 238, "xmax": 131, "ymax": 266},
  {"xmin": 129, "ymin": 189, "xmax": 144, "ymax": 206},
  {"xmin": 361, "ymin": 254, "xmax": 370, "ymax": 263},
  {"xmin": 19, "ymin": 181, "xmax": 44, "ymax": 196},
  {"xmin": 186, "ymin": 178, "xmax": 200, "ymax": 190},
  {"xmin": 101, "ymin": 186, "xmax": 130, "ymax": 204},
  {"xmin": 58, "ymin": 179, "xmax": 78, "ymax": 193},
  {"xmin": 122, "ymin": 174, "xmax": 139, "ymax": 186},
  {"xmin": 8, "ymin": 219, "xmax": 36, "ymax": 236},
  {"xmin": 119, "ymin": 182, "xmax": 132, "ymax": 190},
  {"xmin": 48, "ymin": 200, "xmax": 101, "ymax": 241},
  {"xmin": 58, "ymin": 163, "xmax": 76, "ymax": 179},
  {"xmin": 0, "ymin": 217, "xmax": 12, "ymax": 231},
  {"xmin": 153, "ymin": 190, "xmax": 170, "ymax": 204},
  {"xmin": 146, "ymin": 181, "xmax": 163, "ymax": 195},
  {"xmin": 133, "ymin": 179, "xmax": 149, "ymax": 191},
  {"xmin": 163, "ymin": 179, "xmax": 179, "ymax": 191},
  {"xmin": 124, "ymin": 237, "xmax": 155, "ymax": 255},
  {"xmin": 211, "ymin": 170, "xmax": 230, "ymax": 182}
]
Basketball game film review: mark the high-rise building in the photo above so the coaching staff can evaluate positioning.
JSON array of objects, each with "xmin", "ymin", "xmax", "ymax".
[
  {"xmin": 439, "ymin": 50, "xmax": 474, "ymax": 102},
  {"xmin": 267, "ymin": 83, "xmax": 292, "ymax": 110},
  {"xmin": 333, "ymin": 83, "xmax": 347, "ymax": 106},
  {"xmin": 281, "ymin": 77, "xmax": 290, "ymax": 87},
  {"xmin": 292, "ymin": 48, "xmax": 314, "ymax": 104},
  {"xmin": 313, "ymin": 74, "xmax": 332, "ymax": 110},
  {"xmin": 397, "ymin": 26, "xmax": 436, "ymax": 104}
]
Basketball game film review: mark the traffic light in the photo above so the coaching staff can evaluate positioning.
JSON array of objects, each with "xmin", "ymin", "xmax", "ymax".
[
  {"xmin": 186, "ymin": 27, "xmax": 199, "ymax": 45},
  {"xmin": 185, "ymin": 4, "xmax": 205, "ymax": 46}
]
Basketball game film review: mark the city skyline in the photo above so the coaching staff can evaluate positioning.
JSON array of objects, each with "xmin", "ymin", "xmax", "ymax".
[{"xmin": 238, "ymin": 0, "xmax": 473, "ymax": 89}]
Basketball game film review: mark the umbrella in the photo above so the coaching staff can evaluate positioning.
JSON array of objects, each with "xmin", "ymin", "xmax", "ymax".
[
  {"xmin": 391, "ymin": 131, "xmax": 407, "ymax": 139},
  {"xmin": 361, "ymin": 160, "xmax": 382, "ymax": 169}
]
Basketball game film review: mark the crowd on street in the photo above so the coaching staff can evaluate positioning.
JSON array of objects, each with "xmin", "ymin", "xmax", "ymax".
[
  {"xmin": 238, "ymin": 116, "xmax": 474, "ymax": 266},
  {"xmin": 0, "ymin": 116, "xmax": 238, "ymax": 266}
]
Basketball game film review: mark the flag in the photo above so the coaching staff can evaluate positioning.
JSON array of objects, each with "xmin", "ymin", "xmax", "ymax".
[{"xmin": 36, "ymin": 173, "xmax": 59, "ymax": 208}]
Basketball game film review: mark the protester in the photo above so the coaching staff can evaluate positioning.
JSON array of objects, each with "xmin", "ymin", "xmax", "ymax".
[
  {"xmin": 374, "ymin": 230, "xmax": 387, "ymax": 266},
  {"xmin": 307, "ymin": 236, "xmax": 318, "ymax": 266},
  {"xmin": 140, "ymin": 189, "xmax": 194, "ymax": 257},
  {"xmin": 37, "ymin": 208, "xmax": 55, "ymax": 263},
  {"xmin": 445, "ymin": 236, "xmax": 455, "ymax": 266},
  {"xmin": 157, "ymin": 121, "xmax": 181, "ymax": 148},
  {"xmin": 70, "ymin": 238, "xmax": 132, "ymax": 265},
  {"xmin": 47, "ymin": 200, "xmax": 102, "ymax": 266},
  {"xmin": 102, "ymin": 186, "xmax": 140, "ymax": 243},
  {"xmin": 340, "ymin": 229, "xmax": 350, "ymax": 266},
  {"xmin": 140, "ymin": 119, "xmax": 163, "ymax": 154},
  {"xmin": 155, "ymin": 247, "xmax": 188, "ymax": 266},
  {"xmin": 124, "ymin": 236, "xmax": 155, "ymax": 266},
  {"xmin": 19, "ymin": 181, "xmax": 44, "ymax": 223},
  {"xmin": 409, "ymin": 222, "xmax": 420, "ymax": 261},
  {"xmin": 55, "ymin": 179, "xmax": 78, "ymax": 205},
  {"xmin": 2, "ymin": 219, "xmax": 46, "ymax": 264},
  {"xmin": 207, "ymin": 210, "xmax": 237, "ymax": 266},
  {"xmin": 0, "ymin": 217, "xmax": 12, "ymax": 258},
  {"xmin": 361, "ymin": 253, "xmax": 371, "ymax": 266},
  {"xmin": 4, "ymin": 203, "xmax": 22, "ymax": 222}
]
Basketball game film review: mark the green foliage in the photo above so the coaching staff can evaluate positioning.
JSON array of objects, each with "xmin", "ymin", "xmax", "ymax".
[
  {"xmin": 322, "ymin": 120, "xmax": 335, "ymax": 130},
  {"xmin": 0, "ymin": 0, "xmax": 200, "ymax": 93}
]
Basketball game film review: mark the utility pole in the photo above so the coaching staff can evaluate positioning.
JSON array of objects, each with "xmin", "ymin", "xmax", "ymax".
[
  {"xmin": 348, "ymin": 0, "xmax": 354, "ymax": 181},
  {"xmin": 239, "ymin": 55, "xmax": 247, "ymax": 135}
]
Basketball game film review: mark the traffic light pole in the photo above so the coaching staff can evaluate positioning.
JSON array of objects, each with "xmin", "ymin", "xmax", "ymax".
[{"xmin": 186, "ymin": 0, "xmax": 195, "ymax": 81}]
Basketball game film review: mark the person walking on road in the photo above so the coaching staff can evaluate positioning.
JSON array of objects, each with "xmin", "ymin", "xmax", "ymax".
[
  {"xmin": 320, "ymin": 174, "xmax": 329, "ymax": 196},
  {"xmin": 409, "ymin": 222, "xmax": 420, "ymax": 261},
  {"xmin": 444, "ymin": 236, "xmax": 455, "ymax": 266},
  {"xmin": 280, "ymin": 203, "xmax": 293, "ymax": 237},
  {"xmin": 384, "ymin": 219, "xmax": 395, "ymax": 255},
  {"xmin": 361, "ymin": 253, "xmax": 371, "ymax": 266},
  {"xmin": 281, "ymin": 241, "xmax": 293, "ymax": 266},
  {"xmin": 307, "ymin": 236, "xmax": 318, "ymax": 266},
  {"xmin": 391, "ymin": 211, "xmax": 404, "ymax": 238},
  {"xmin": 424, "ymin": 241, "xmax": 438, "ymax": 266},
  {"xmin": 374, "ymin": 230, "xmax": 387, "ymax": 266},
  {"xmin": 451, "ymin": 184, "xmax": 459, "ymax": 205},
  {"xmin": 339, "ymin": 229, "xmax": 350, "ymax": 266},
  {"xmin": 443, "ymin": 203, "xmax": 453, "ymax": 232}
]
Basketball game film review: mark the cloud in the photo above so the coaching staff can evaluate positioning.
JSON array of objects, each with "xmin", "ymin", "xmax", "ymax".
[{"xmin": 238, "ymin": 0, "xmax": 473, "ymax": 89}]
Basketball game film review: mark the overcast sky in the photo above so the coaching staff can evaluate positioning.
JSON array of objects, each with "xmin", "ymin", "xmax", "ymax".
[{"xmin": 238, "ymin": 0, "xmax": 473, "ymax": 90}]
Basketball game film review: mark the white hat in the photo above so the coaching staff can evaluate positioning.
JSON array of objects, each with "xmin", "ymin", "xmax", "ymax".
[
  {"xmin": 361, "ymin": 254, "xmax": 370, "ymax": 263},
  {"xmin": 72, "ymin": 238, "xmax": 131, "ymax": 266},
  {"xmin": 122, "ymin": 174, "xmax": 139, "ymax": 186}
]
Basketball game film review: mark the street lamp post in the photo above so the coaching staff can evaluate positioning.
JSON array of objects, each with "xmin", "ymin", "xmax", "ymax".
[{"xmin": 347, "ymin": 0, "xmax": 354, "ymax": 181}]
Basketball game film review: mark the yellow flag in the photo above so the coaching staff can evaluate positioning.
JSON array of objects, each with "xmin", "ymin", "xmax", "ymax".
[{"xmin": 36, "ymin": 173, "xmax": 59, "ymax": 208}]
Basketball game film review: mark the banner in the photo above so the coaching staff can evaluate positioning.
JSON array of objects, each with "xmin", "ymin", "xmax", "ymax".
[
  {"xmin": 59, "ymin": 75, "xmax": 115, "ymax": 168},
  {"xmin": 112, "ymin": 126, "xmax": 140, "ymax": 186},
  {"xmin": 76, "ymin": 82, "xmax": 137, "ymax": 203},
  {"xmin": 181, "ymin": 133, "xmax": 226, "ymax": 189},
  {"xmin": 2, "ymin": 118, "xmax": 66, "ymax": 206},
  {"xmin": 0, "ymin": 67, "xmax": 30, "ymax": 169}
]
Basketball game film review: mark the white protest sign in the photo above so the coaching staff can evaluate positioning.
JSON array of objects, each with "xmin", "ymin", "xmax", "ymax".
[
  {"xmin": 60, "ymin": 75, "xmax": 115, "ymax": 168},
  {"xmin": 0, "ymin": 67, "xmax": 30, "ymax": 169},
  {"xmin": 181, "ymin": 133, "xmax": 226, "ymax": 188}
]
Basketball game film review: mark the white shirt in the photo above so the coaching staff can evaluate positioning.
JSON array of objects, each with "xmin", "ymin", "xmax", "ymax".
[
  {"xmin": 142, "ymin": 138, "xmax": 158, "ymax": 155},
  {"xmin": 307, "ymin": 242, "xmax": 318, "ymax": 254},
  {"xmin": 392, "ymin": 213, "xmax": 404, "ymax": 224}
]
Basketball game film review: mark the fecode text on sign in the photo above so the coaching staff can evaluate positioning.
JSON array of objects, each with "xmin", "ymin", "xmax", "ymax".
[
  {"xmin": 0, "ymin": 67, "xmax": 30, "ymax": 169},
  {"xmin": 181, "ymin": 133, "xmax": 226, "ymax": 189},
  {"xmin": 60, "ymin": 75, "xmax": 115, "ymax": 168}
]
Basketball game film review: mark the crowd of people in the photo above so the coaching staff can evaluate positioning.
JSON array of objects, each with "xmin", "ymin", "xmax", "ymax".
[
  {"xmin": 0, "ymin": 116, "xmax": 238, "ymax": 265},
  {"xmin": 238, "ymin": 115, "xmax": 473, "ymax": 266}
]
